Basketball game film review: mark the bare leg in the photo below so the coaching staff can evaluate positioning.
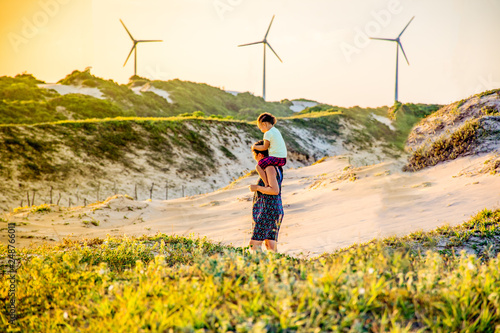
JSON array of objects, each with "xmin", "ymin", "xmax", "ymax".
[
  {"xmin": 264, "ymin": 239, "xmax": 277, "ymax": 252},
  {"xmin": 256, "ymin": 164, "xmax": 269, "ymax": 186},
  {"xmin": 249, "ymin": 240, "xmax": 263, "ymax": 253}
]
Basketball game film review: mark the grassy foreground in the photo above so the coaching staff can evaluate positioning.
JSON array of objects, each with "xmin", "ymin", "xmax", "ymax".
[{"xmin": 1, "ymin": 209, "xmax": 500, "ymax": 332}]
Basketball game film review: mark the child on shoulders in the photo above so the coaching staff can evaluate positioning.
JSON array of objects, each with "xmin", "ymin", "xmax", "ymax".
[{"xmin": 251, "ymin": 112, "xmax": 287, "ymax": 186}]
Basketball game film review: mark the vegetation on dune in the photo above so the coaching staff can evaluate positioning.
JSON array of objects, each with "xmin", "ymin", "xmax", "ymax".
[
  {"xmin": 280, "ymin": 113, "xmax": 342, "ymax": 157},
  {"xmin": 403, "ymin": 90, "xmax": 500, "ymax": 171},
  {"xmin": 58, "ymin": 70, "xmax": 176, "ymax": 118},
  {"xmin": 0, "ymin": 117, "xmax": 242, "ymax": 182},
  {"xmin": 0, "ymin": 74, "xmax": 50, "ymax": 101},
  {"xmin": 342, "ymin": 208, "xmax": 500, "ymax": 260},
  {"xmin": 296, "ymin": 102, "xmax": 442, "ymax": 153},
  {"xmin": 403, "ymin": 119, "xmax": 481, "ymax": 171},
  {"xmin": 1, "ymin": 209, "xmax": 500, "ymax": 331},
  {"xmin": 58, "ymin": 69, "xmax": 295, "ymax": 119},
  {"xmin": 151, "ymin": 79, "xmax": 294, "ymax": 119},
  {"xmin": 0, "ymin": 74, "xmax": 61, "ymax": 124},
  {"xmin": 0, "ymin": 70, "xmax": 443, "ymax": 160},
  {"xmin": 0, "ymin": 70, "xmax": 296, "ymax": 124},
  {"xmin": 390, "ymin": 102, "xmax": 442, "ymax": 150}
]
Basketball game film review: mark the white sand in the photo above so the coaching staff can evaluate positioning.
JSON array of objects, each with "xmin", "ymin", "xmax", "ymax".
[
  {"xmin": 38, "ymin": 83, "xmax": 105, "ymax": 99},
  {"xmin": 7, "ymin": 153, "xmax": 499, "ymax": 257},
  {"xmin": 290, "ymin": 101, "xmax": 318, "ymax": 112},
  {"xmin": 225, "ymin": 90, "xmax": 241, "ymax": 96},
  {"xmin": 371, "ymin": 113, "xmax": 395, "ymax": 131},
  {"xmin": 131, "ymin": 83, "xmax": 173, "ymax": 103}
]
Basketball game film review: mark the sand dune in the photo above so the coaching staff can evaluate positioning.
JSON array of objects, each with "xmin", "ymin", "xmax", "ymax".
[{"xmin": 5, "ymin": 154, "xmax": 499, "ymax": 257}]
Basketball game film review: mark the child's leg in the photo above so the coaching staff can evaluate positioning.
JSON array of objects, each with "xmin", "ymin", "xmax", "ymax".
[{"xmin": 256, "ymin": 164, "xmax": 269, "ymax": 186}]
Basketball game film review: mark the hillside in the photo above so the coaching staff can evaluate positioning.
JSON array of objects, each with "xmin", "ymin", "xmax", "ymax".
[
  {"xmin": 5, "ymin": 69, "xmax": 491, "ymax": 212},
  {"xmin": 0, "ymin": 112, "xmax": 395, "ymax": 211},
  {"xmin": 0, "ymin": 69, "xmax": 294, "ymax": 124},
  {"xmin": 404, "ymin": 89, "xmax": 500, "ymax": 171}
]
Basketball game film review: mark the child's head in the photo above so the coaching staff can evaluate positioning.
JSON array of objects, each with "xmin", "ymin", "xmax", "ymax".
[{"xmin": 257, "ymin": 113, "xmax": 276, "ymax": 132}]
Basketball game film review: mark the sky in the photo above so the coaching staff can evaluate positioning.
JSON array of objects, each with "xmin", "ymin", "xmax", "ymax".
[{"xmin": 1, "ymin": 0, "xmax": 499, "ymax": 107}]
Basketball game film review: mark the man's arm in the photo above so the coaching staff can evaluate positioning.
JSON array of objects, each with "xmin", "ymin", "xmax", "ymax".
[
  {"xmin": 252, "ymin": 140, "xmax": 270, "ymax": 151},
  {"xmin": 249, "ymin": 167, "xmax": 279, "ymax": 195}
]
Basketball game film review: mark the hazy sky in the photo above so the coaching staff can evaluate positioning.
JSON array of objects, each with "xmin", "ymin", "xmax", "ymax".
[{"xmin": 1, "ymin": 0, "xmax": 499, "ymax": 107}]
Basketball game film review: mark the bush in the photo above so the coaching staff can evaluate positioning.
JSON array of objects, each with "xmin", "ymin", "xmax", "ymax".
[{"xmin": 404, "ymin": 120, "xmax": 480, "ymax": 171}]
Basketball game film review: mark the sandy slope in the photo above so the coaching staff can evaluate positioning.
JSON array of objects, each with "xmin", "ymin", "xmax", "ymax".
[
  {"xmin": 3, "ymin": 154, "xmax": 499, "ymax": 257},
  {"xmin": 38, "ymin": 83, "xmax": 104, "ymax": 99}
]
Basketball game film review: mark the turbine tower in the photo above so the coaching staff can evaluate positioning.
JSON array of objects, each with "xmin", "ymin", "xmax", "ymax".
[
  {"xmin": 120, "ymin": 19, "xmax": 162, "ymax": 77},
  {"xmin": 370, "ymin": 16, "xmax": 415, "ymax": 103},
  {"xmin": 238, "ymin": 15, "xmax": 283, "ymax": 101}
]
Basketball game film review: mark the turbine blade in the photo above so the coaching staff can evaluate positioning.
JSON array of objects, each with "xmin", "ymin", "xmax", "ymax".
[
  {"xmin": 398, "ymin": 16, "xmax": 415, "ymax": 38},
  {"xmin": 120, "ymin": 19, "xmax": 135, "ymax": 41},
  {"xmin": 238, "ymin": 41, "xmax": 264, "ymax": 47},
  {"xmin": 137, "ymin": 40, "xmax": 163, "ymax": 43},
  {"xmin": 398, "ymin": 42, "xmax": 410, "ymax": 65},
  {"xmin": 123, "ymin": 45, "xmax": 136, "ymax": 66},
  {"xmin": 264, "ymin": 15, "xmax": 275, "ymax": 39},
  {"xmin": 266, "ymin": 42, "xmax": 282, "ymax": 63},
  {"xmin": 369, "ymin": 37, "xmax": 397, "ymax": 42}
]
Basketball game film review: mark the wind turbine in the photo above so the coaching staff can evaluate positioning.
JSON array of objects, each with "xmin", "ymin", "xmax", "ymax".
[
  {"xmin": 238, "ymin": 15, "xmax": 283, "ymax": 101},
  {"xmin": 370, "ymin": 16, "xmax": 415, "ymax": 103},
  {"xmin": 120, "ymin": 19, "xmax": 162, "ymax": 77}
]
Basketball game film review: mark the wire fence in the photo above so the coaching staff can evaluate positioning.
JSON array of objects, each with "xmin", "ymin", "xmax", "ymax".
[{"xmin": 16, "ymin": 181, "xmax": 212, "ymax": 209}]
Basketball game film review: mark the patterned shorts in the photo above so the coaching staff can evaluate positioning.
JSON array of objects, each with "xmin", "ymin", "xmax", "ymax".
[
  {"xmin": 258, "ymin": 156, "xmax": 286, "ymax": 170},
  {"xmin": 251, "ymin": 216, "xmax": 282, "ymax": 241}
]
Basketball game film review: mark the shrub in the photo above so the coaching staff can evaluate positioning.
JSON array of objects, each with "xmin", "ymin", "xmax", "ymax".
[{"xmin": 404, "ymin": 120, "xmax": 480, "ymax": 171}]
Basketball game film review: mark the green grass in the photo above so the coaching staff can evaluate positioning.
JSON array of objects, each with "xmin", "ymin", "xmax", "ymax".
[
  {"xmin": 390, "ymin": 102, "xmax": 443, "ymax": 150},
  {"xmin": 1, "ymin": 209, "xmax": 500, "ymax": 331},
  {"xmin": 343, "ymin": 208, "xmax": 500, "ymax": 260}
]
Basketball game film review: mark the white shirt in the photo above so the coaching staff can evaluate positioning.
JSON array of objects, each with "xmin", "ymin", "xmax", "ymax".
[{"xmin": 263, "ymin": 126, "xmax": 287, "ymax": 158}]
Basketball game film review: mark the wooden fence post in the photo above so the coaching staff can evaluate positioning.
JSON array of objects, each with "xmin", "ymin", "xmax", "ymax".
[
  {"xmin": 76, "ymin": 185, "xmax": 79, "ymax": 205},
  {"xmin": 150, "ymin": 183, "xmax": 155, "ymax": 200}
]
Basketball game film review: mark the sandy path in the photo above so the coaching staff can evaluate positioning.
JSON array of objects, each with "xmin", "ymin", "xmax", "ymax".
[{"xmin": 3, "ymin": 154, "xmax": 499, "ymax": 257}]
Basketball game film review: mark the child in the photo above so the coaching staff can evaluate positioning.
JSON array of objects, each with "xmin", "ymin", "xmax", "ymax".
[{"xmin": 252, "ymin": 112, "xmax": 287, "ymax": 186}]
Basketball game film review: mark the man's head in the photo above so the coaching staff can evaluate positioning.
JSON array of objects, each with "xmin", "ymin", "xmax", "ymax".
[{"xmin": 252, "ymin": 140, "xmax": 269, "ymax": 161}]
